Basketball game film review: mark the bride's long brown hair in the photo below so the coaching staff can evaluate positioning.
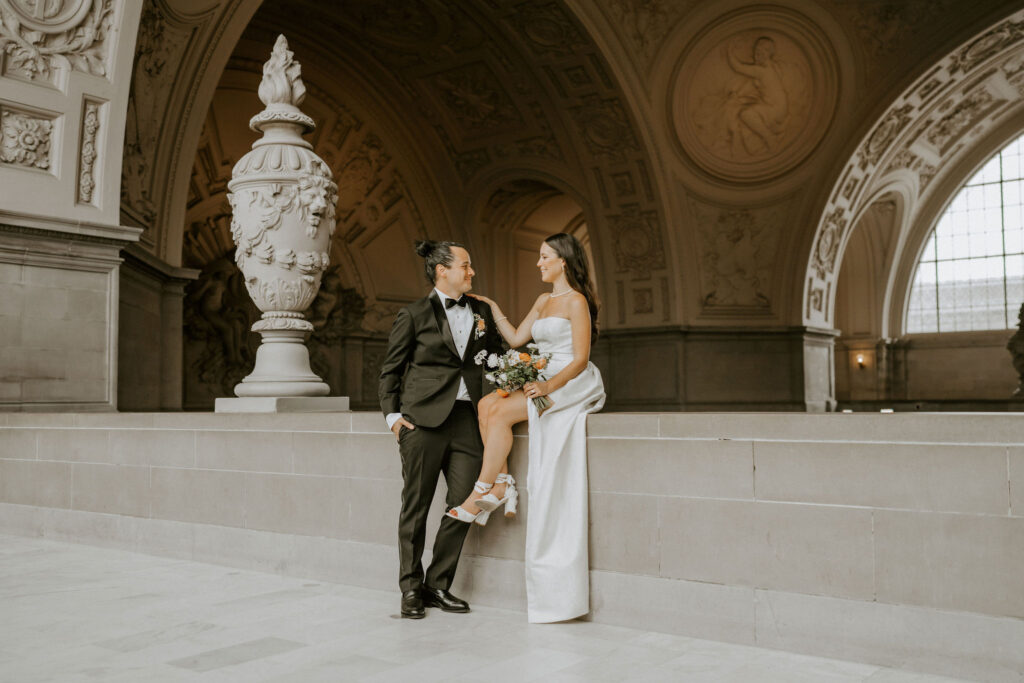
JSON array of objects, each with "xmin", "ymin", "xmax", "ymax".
[{"xmin": 545, "ymin": 233, "xmax": 599, "ymax": 344}]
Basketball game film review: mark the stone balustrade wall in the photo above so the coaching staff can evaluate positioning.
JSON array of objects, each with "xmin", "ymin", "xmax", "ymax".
[{"xmin": 0, "ymin": 412, "xmax": 1022, "ymax": 681}]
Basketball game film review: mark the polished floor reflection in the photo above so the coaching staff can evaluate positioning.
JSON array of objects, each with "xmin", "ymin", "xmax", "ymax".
[{"xmin": 0, "ymin": 534, "xmax": 966, "ymax": 682}]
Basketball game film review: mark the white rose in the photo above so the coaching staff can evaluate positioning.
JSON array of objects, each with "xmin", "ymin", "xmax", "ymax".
[{"xmin": 487, "ymin": 353, "xmax": 499, "ymax": 368}]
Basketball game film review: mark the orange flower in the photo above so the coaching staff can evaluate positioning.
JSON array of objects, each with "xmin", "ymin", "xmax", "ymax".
[
  {"xmin": 477, "ymin": 319, "xmax": 485, "ymax": 330},
  {"xmin": 519, "ymin": 352, "xmax": 531, "ymax": 362},
  {"xmin": 496, "ymin": 388, "xmax": 510, "ymax": 397},
  {"xmin": 533, "ymin": 358, "xmax": 547, "ymax": 370}
]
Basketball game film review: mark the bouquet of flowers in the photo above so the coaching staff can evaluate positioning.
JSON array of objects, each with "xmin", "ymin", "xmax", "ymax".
[{"xmin": 474, "ymin": 344, "xmax": 554, "ymax": 415}]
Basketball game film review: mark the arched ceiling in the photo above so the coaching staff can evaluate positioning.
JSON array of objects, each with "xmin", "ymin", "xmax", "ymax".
[
  {"xmin": 145, "ymin": 0, "xmax": 677, "ymax": 330},
  {"xmin": 122, "ymin": 0, "xmax": 1024, "ymax": 338}
]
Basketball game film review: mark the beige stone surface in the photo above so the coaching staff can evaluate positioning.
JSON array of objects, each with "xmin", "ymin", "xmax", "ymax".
[
  {"xmin": 754, "ymin": 589, "xmax": 1024, "ymax": 681},
  {"xmin": 150, "ymin": 467, "xmax": 245, "ymax": 528},
  {"xmin": 243, "ymin": 472, "xmax": 342, "ymax": 539},
  {"xmin": 874, "ymin": 510, "xmax": 1024, "ymax": 618},
  {"xmin": 755, "ymin": 441, "xmax": 1009, "ymax": 514},
  {"xmin": 586, "ymin": 413, "xmax": 660, "ymax": 437},
  {"xmin": 344, "ymin": 476, "xmax": 403, "ymax": 545},
  {"xmin": 657, "ymin": 413, "xmax": 1024, "ymax": 445},
  {"xmin": 590, "ymin": 570, "xmax": 757, "ymax": 645},
  {"xmin": 195, "ymin": 430, "xmax": 294, "ymax": 473},
  {"xmin": 291, "ymin": 432, "xmax": 399, "ymax": 479},
  {"xmin": 36, "ymin": 428, "xmax": 110, "ymax": 462},
  {"xmin": 589, "ymin": 437, "xmax": 753, "ymax": 499},
  {"xmin": 0, "ymin": 428, "xmax": 37, "ymax": 458},
  {"xmin": 588, "ymin": 492, "xmax": 660, "ymax": 575},
  {"xmin": 1010, "ymin": 447, "xmax": 1024, "ymax": 517},
  {"xmin": 472, "ymin": 489, "xmax": 529, "ymax": 561},
  {"xmin": 0, "ymin": 459, "xmax": 71, "ymax": 508},
  {"xmin": 660, "ymin": 498, "xmax": 874, "ymax": 600},
  {"xmin": 71, "ymin": 463, "xmax": 150, "ymax": 518},
  {"xmin": 108, "ymin": 429, "xmax": 195, "ymax": 467}
]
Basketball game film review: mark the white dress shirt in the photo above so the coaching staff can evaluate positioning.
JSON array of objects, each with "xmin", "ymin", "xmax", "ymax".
[{"xmin": 386, "ymin": 288, "xmax": 472, "ymax": 430}]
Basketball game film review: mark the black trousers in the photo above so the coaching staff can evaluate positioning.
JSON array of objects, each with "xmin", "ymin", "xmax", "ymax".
[{"xmin": 397, "ymin": 401, "xmax": 482, "ymax": 593}]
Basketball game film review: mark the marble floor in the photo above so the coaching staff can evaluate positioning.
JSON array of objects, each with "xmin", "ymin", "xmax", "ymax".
[{"xmin": 0, "ymin": 534, "xmax": 967, "ymax": 683}]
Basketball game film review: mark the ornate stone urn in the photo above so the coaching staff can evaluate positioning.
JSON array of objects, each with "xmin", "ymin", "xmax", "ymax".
[{"xmin": 226, "ymin": 35, "xmax": 337, "ymax": 397}]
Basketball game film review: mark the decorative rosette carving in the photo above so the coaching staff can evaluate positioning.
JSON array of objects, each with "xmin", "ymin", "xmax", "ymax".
[{"xmin": 0, "ymin": 109, "xmax": 52, "ymax": 169}]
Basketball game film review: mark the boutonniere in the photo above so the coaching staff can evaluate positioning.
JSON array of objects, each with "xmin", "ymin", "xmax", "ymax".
[{"xmin": 473, "ymin": 313, "xmax": 486, "ymax": 339}]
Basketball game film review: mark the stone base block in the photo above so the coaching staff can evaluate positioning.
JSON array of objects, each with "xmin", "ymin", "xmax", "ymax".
[{"xmin": 214, "ymin": 396, "xmax": 351, "ymax": 413}]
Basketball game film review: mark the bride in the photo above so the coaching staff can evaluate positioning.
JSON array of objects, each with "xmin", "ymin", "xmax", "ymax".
[{"xmin": 446, "ymin": 232, "xmax": 606, "ymax": 623}]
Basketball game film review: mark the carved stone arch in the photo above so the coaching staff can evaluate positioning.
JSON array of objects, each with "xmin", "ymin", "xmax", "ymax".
[
  {"xmin": 804, "ymin": 7, "xmax": 1024, "ymax": 329},
  {"xmin": 834, "ymin": 181, "xmax": 911, "ymax": 341},
  {"xmin": 465, "ymin": 167, "xmax": 596, "ymax": 322},
  {"xmin": 886, "ymin": 109, "xmax": 1024, "ymax": 337}
]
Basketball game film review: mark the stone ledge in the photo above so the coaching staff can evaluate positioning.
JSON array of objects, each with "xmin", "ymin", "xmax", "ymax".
[{"xmin": 214, "ymin": 396, "xmax": 351, "ymax": 413}]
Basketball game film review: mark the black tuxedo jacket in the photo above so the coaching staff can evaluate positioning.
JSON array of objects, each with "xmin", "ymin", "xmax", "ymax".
[{"xmin": 379, "ymin": 292, "xmax": 503, "ymax": 428}]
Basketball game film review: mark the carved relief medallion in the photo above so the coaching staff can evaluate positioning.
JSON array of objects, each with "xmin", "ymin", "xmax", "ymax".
[
  {"xmin": 672, "ymin": 8, "xmax": 838, "ymax": 181},
  {"xmin": 0, "ymin": 0, "xmax": 113, "ymax": 81}
]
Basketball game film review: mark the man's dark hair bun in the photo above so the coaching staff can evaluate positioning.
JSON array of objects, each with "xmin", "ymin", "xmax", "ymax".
[{"xmin": 413, "ymin": 239, "xmax": 466, "ymax": 285}]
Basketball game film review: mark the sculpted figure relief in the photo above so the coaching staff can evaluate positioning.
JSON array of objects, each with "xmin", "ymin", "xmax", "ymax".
[
  {"xmin": 674, "ymin": 11, "xmax": 836, "ymax": 182},
  {"xmin": 690, "ymin": 31, "xmax": 808, "ymax": 164},
  {"xmin": 723, "ymin": 37, "xmax": 790, "ymax": 157}
]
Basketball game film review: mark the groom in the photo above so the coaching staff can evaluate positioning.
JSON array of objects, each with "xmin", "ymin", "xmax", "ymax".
[{"xmin": 379, "ymin": 240, "xmax": 502, "ymax": 619}]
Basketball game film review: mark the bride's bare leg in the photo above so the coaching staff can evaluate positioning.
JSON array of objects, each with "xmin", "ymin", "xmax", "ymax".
[{"xmin": 460, "ymin": 390, "xmax": 527, "ymax": 513}]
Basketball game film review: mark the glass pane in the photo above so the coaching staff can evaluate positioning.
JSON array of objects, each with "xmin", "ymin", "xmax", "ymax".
[{"xmin": 908, "ymin": 132, "xmax": 1024, "ymax": 332}]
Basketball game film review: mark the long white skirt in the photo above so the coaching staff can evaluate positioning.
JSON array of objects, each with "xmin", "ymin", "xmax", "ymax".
[{"xmin": 524, "ymin": 360, "xmax": 605, "ymax": 623}]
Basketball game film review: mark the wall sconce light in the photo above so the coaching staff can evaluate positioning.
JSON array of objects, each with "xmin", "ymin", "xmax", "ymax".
[{"xmin": 856, "ymin": 353, "xmax": 865, "ymax": 369}]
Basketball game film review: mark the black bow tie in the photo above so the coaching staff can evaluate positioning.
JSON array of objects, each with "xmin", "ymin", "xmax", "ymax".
[{"xmin": 445, "ymin": 296, "xmax": 468, "ymax": 309}]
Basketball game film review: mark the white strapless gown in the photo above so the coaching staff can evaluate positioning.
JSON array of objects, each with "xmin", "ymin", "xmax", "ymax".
[{"xmin": 525, "ymin": 316, "xmax": 606, "ymax": 623}]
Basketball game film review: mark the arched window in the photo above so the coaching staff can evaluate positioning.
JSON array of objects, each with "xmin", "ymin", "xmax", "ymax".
[{"xmin": 907, "ymin": 135, "xmax": 1024, "ymax": 332}]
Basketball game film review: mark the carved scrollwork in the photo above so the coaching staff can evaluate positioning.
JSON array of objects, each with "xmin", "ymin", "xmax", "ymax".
[
  {"xmin": 252, "ymin": 316, "xmax": 314, "ymax": 332},
  {"xmin": 0, "ymin": 0, "xmax": 114, "ymax": 80},
  {"xmin": 690, "ymin": 199, "xmax": 783, "ymax": 310},
  {"xmin": 0, "ymin": 109, "xmax": 52, "ymax": 169},
  {"xmin": 812, "ymin": 208, "xmax": 847, "ymax": 281},
  {"xmin": 77, "ymin": 100, "xmax": 99, "ymax": 203},
  {"xmin": 569, "ymin": 95, "xmax": 639, "ymax": 162},
  {"xmin": 609, "ymin": 204, "xmax": 665, "ymax": 277},
  {"xmin": 244, "ymin": 275, "xmax": 318, "ymax": 313}
]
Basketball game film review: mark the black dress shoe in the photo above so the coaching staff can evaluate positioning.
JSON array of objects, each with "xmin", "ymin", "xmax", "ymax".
[
  {"xmin": 421, "ymin": 585, "xmax": 470, "ymax": 613},
  {"xmin": 401, "ymin": 589, "xmax": 425, "ymax": 619}
]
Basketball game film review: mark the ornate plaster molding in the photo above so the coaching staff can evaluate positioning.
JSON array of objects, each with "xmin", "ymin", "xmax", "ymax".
[
  {"xmin": 78, "ymin": 99, "xmax": 100, "ymax": 204},
  {"xmin": 803, "ymin": 9, "xmax": 1024, "ymax": 327},
  {"xmin": 671, "ymin": 7, "xmax": 839, "ymax": 182},
  {"xmin": 0, "ymin": 107, "xmax": 53, "ymax": 170},
  {"xmin": 0, "ymin": 0, "xmax": 115, "ymax": 82}
]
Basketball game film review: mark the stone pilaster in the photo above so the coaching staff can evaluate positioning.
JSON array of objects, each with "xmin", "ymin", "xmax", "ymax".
[
  {"xmin": 0, "ymin": 222, "xmax": 138, "ymax": 411},
  {"xmin": 118, "ymin": 245, "xmax": 197, "ymax": 411}
]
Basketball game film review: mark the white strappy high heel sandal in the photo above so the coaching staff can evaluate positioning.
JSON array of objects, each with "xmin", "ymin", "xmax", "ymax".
[
  {"xmin": 476, "ymin": 473, "xmax": 518, "ymax": 519},
  {"xmin": 446, "ymin": 481, "xmax": 492, "ymax": 524}
]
